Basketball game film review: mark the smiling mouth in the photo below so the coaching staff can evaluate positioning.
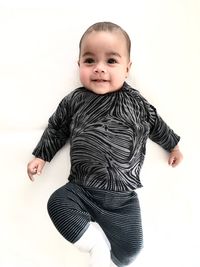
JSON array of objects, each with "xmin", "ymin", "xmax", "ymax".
[{"xmin": 92, "ymin": 79, "xmax": 108, "ymax": 82}]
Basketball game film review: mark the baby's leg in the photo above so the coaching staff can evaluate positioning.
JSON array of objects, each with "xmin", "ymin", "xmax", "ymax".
[
  {"xmin": 95, "ymin": 191, "xmax": 143, "ymax": 267},
  {"xmin": 47, "ymin": 183, "xmax": 111, "ymax": 267},
  {"xmin": 47, "ymin": 183, "xmax": 90, "ymax": 243}
]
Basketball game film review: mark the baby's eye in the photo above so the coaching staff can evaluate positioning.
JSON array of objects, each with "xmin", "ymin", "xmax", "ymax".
[
  {"xmin": 84, "ymin": 58, "xmax": 95, "ymax": 64},
  {"xmin": 107, "ymin": 58, "xmax": 117, "ymax": 64}
]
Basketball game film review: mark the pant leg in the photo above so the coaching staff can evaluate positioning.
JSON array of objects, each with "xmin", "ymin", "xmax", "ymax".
[
  {"xmin": 108, "ymin": 198, "xmax": 143, "ymax": 267},
  {"xmin": 47, "ymin": 183, "xmax": 91, "ymax": 243},
  {"xmin": 84, "ymin": 188, "xmax": 143, "ymax": 267}
]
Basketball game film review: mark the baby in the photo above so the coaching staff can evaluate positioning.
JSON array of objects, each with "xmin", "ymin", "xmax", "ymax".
[{"xmin": 27, "ymin": 21, "xmax": 183, "ymax": 267}]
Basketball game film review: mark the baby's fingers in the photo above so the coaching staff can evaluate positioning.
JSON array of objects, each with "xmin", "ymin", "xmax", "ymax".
[
  {"xmin": 168, "ymin": 155, "xmax": 182, "ymax": 167},
  {"xmin": 27, "ymin": 163, "xmax": 38, "ymax": 181},
  {"xmin": 27, "ymin": 158, "xmax": 46, "ymax": 181},
  {"xmin": 27, "ymin": 168, "xmax": 36, "ymax": 181},
  {"xmin": 168, "ymin": 149, "xmax": 183, "ymax": 168},
  {"xmin": 36, "ymin": 164, "xmax": 43, "ymax": 175},
  {"xmin": 168, "ymin": 157, "xmax": 177, "ymax": 167}
]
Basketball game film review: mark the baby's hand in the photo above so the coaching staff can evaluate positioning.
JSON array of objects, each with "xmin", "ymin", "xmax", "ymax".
[
  {"xmin": 27, "ymin": 157, "xmax": 46, "ymax": 181},
  {"xmin": 168, "ymin": 145, "xmax": 183, "ymax": 167}
]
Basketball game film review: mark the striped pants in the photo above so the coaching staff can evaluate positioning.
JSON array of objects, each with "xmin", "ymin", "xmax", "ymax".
[{"xmin": 47, "ymin": 182, "xmax": 143, "ymax": 266}]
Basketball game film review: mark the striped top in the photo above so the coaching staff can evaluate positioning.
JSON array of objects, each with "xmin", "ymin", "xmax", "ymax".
[{"xmin": 33, "ymin": 82, "xmax": 180, "ymax": 191}]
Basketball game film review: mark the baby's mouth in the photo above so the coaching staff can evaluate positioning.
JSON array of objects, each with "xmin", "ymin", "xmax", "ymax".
[{"xmin": 92, "ymin": 79, "xmax": 108, "ymax": 82}]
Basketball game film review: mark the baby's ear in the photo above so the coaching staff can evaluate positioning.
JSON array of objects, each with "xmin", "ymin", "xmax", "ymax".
[
  {"xmin": 127, "ymin": 61, "xmax": 132, "ymax": 73},
  {"xmin": 125, "ymin": 61, "xmax": 132, "ymax": 78}
]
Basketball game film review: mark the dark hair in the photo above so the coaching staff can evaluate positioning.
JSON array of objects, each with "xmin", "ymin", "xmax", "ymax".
[{"xmin": 79, "ymin": 21, "xmax": 131, "ymax": 59}]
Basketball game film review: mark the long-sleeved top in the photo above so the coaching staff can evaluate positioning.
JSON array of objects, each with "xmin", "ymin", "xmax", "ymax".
[{"xmin": 33, "ymin": 82, "xmax": 180, "ymax": 191}]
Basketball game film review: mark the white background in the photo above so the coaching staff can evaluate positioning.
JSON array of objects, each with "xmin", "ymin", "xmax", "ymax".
[{"xmin": 0, "ymin": 0, "xmax": 200, "ymax": 266}]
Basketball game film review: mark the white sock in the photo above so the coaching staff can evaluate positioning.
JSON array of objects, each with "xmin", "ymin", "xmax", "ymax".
[{"xmin": 74, "ymin": 223, "xmax": 111, "ymax": 267}]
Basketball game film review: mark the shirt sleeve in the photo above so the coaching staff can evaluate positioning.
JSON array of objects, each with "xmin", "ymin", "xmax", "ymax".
[
  {"xmin": 32, "ymin": 95, "xmax": 72, "ymax": 162},
  {"xmin": 146, "ymin": 102, "xmax": 180, "ymax": 152}
]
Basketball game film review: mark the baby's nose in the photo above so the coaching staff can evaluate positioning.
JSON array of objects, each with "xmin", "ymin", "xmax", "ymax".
[{"xmin": 93, "ymin": 63, "xmax": 106, "ymax": 73}]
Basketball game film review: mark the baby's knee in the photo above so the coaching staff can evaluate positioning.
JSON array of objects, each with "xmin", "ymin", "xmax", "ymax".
[
  {"xmin": 47, "ymin": 186, "xmax": 68, "ymax": 218},
  {"xmin": 47, "ymin": 191, "xmax": 56, "ymax": 216}
]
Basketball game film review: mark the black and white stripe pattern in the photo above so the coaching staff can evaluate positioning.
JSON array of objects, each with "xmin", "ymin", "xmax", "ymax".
[
  {"xmin": 47, "ymin": 182, "xmax": 143, "ymax": 267},
  {"xmin": 33, "ymin": 82, "xmax": 180, "ymax": 191}
]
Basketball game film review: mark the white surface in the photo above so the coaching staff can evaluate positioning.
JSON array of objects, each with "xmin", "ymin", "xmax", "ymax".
[{"xmin": 0, "ymin": 1, "xmax": 200, "ymax": 266}]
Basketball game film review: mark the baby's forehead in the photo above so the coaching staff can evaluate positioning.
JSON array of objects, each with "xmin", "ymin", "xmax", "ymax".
[
  {"xmin": 81, "ymin": 30, "xmax": 128, "ymax": 49},
  {"xmin": 84, "ymin": 29, "xmax": 126, "ymax": 40}
]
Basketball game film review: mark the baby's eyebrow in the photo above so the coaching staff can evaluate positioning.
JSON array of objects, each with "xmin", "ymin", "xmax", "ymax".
[
  {"xmin": 106, "ymin": 52, "xmax": 121, "ymax": 58},
  {"xmin": 82, "ymin": 52, "xmax": 94, "ymax": 57},
  {"xmin": 81, "ymin": 51, "xmax": 121, "ymax": 58}
]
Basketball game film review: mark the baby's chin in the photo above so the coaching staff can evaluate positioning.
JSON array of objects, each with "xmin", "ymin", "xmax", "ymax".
[{"xmin": 84, "ymin": 83, "xmax": 122, "ymax": 95}]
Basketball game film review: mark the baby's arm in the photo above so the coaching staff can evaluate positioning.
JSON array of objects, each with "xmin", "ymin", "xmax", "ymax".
[
  {"xmin": 168, "ymin": 144, "xmax": 183, "ymax": 167},
  {"xmin": 27, "ymin": 157, "xmax": 46, "ymax": 181},
  {"xmin": 137, "ymin": 91, "xmax": 183, "ymax": 168}
]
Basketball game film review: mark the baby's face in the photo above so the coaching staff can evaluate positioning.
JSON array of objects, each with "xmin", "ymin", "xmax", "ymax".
[{"xmin": 78, "ymin": 30, "xmax": 131, "ymax": 94}]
